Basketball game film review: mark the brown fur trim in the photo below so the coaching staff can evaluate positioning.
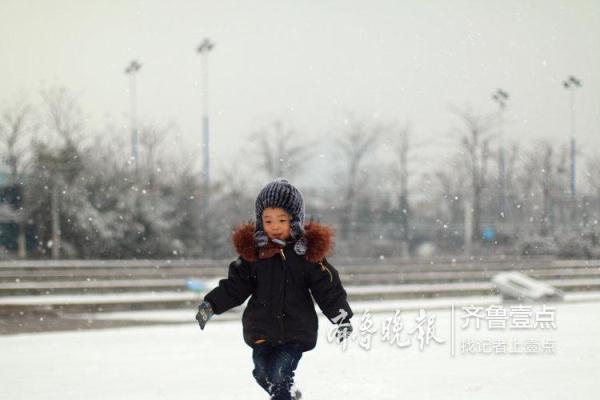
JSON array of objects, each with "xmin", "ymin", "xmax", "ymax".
[
  {"xmin": 230, "ymin": 220, "xmax": 333, "ymax": 263},
  {"xmin": 303, "ymin": 221, "xmax": 333, "ymax": 263},
  {"xmin": 231, "ymin": 222, "xmax": 257, "ymax": 262}
]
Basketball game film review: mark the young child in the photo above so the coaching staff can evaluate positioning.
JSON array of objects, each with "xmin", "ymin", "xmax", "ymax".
[{"xmin": 196, "ymin": 178, "xmax": 353, "ymax": 400}]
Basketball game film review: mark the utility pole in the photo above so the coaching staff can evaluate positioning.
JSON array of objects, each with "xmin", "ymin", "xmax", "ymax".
[
  {"xmin": 492, "ymin": 88, "xmax": 509, "ymax": 220},
  {"xmin": 562, "ymin": 75, "xmax": 582, "ymax": 196},
  {"xmin": 125, "ymin": 60, "xmax": 142, "ymax": 180},
  {"xmin": 562, "ymin": 75, "xmax": 582, "ymax": 222},
  {"xmin": 197, "ymin": 38, "xmax": 214, "ymax": 209}
]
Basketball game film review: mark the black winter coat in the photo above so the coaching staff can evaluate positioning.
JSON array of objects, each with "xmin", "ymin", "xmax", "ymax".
[{"xmin": 203, "ymin": 221, "xmax": 353, "ymax": 352}]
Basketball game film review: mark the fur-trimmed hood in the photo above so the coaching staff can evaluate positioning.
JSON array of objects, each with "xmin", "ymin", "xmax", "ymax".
[{"xmin": 231, "ymin": 221, "xmax": 333, "ymax": 263}]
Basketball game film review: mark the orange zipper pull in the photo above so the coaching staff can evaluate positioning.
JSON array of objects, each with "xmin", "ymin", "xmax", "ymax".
[
  {"xmin": 319, "ymin": 260, "xmax": 333, "ymax": 283},
  {"xmin": 279, "ymin": 248, "xmax": 286, "ymax": 261}
]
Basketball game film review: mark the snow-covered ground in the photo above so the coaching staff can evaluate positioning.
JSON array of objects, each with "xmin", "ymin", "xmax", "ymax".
[
  {"xmin": 59, "ymin": 291, "xmax": 600, "ymax": 323},
  {"xmin": 2, "ymin": 299, "xmax": 599, "ymax": 399}
]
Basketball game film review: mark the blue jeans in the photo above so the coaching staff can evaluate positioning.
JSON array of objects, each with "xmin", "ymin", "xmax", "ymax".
[{"xmin": 252, "ymin": 342, "xmax": 303, "ymax": 400}]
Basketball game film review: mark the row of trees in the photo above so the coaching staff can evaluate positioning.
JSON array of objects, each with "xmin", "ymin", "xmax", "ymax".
[{"xmin": 1, "ymin": 86, "xmax": 599, "ymax": 260}]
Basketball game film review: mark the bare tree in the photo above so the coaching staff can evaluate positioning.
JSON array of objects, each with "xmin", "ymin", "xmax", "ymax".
[
  {"xmin": 138, "ymin": 122, "xmax": 173, "ymax": 191},
  {"xmin": 435, "ymin": 155, "xmax": 468, "ymax": 224},
  {"xmin": 0, "ymin": 98, "xmax": 36, "ymax": 258},
  {"xmin": 40, "ymin": 86, "xmax": 84, "ymax": 147},
  {"xmin": 392, "ymin": 122, "xmax": 411, "ymax": 256},
  {"xmin": 539, "ymin": 142, "xmax": 556, "ymax": 236},
  {"xmin": 503, "ymin": 141, "xmax": 520, "ymax": 218},
  {"xmin": 449, "ymin": 105, "xmax": 496, "ymax": 243},
  {"xmin": 532, "ymin": 141, "xmax": 556, "ymax": 236},
  {"xmin": 250, "ymin": 120, "xmax": 314, "ymax": 180},
  {"xmin": 335, "ymin": 117, "xmax": 381, "ymax": 240},
  {"xmin": 586, "ymin": 155, "xmax": 600, "ymax": 218},
  {"xmin": 514, "ymin": 140, "xmax": 569, "ymax": 236},
  {"xmin": 38, "ymin": 86, "xmax": 86, "ymax": 259}
]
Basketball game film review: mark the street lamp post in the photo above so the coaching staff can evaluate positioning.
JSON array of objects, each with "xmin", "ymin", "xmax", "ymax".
[
  {"xmin": 125, "ymin": 60, "xmax": 142, "ymax": 179},
  {"xmin": 562, "ymin": 75, "xmax": 582, "ymax": 197},
  {"xmin": 197, "ymin": 38, "xmax": 214, "ymax": 208},
  {"xmin": 492, "ymin": 88, "xmax": 509, "ymax": 220}
]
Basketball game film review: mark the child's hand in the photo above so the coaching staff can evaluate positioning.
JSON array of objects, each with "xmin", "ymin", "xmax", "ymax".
[
  {"xmin": 335, "ymin": 319, "xmax": 353, "ymax": 343},
  {"xmin": 196, "ymin": 301, "xmax": 214, "ymax": 330}
]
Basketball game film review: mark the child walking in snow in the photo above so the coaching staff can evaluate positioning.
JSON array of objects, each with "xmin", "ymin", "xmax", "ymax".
[{"xmin": 196, "ymin": 178, "xmax": 353, "ymax": 400}]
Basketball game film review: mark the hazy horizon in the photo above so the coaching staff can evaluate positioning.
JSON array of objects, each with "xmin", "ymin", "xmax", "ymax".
[{"xmin": 1, "ymin": 0, "xmax": 599, "ymax": 192}]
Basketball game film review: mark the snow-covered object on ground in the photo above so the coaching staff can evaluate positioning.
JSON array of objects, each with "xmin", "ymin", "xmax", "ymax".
[
  {"xmin": 492, "ymin": 271, "xmax": 565, "ymax": 301},
  {"xmin": 1, "ymin": 300, "xmax": 599, "ymax": 399}
]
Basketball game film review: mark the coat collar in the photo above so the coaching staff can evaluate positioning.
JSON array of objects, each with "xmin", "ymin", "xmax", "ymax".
[{"xmin": 231, "ymin": 221, "xmax": 333, "ymax": 263}]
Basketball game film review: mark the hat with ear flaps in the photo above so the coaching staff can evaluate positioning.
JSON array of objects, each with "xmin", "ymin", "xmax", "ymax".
[{"xmin": 253, "ymin": 178, "xmax": 308, "ymax": 255}]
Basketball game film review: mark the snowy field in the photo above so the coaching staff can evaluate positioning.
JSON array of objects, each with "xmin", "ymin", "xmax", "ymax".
[{"xmin": 2, "ymin": 299, "xmax": 600, "ymax": 399}]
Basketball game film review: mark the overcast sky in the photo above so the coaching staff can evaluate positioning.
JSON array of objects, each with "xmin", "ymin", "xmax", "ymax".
[{"xmin": 1, "ymin": 0, "xmax": 599, "ymax": 191}]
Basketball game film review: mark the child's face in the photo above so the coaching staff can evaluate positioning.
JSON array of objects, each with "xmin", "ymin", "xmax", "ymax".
[{"xmin": 261, "ymin": 207, "xmax": 291, "ymax": 241}]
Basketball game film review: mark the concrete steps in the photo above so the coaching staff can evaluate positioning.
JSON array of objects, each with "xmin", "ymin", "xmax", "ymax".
[
  {"xmin": 1, "ymin": 266, "xmax": 599, "ymax": 296},
  {"xmin": 2, "ymin": 257, "xmax": 599, "ymax": 316},
  {"xmin": 2, "ymin": 278, "xmax": 600, "ymax": 315}
]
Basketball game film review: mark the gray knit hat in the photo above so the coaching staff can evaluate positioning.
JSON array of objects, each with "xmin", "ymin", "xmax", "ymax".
[{"xmin": 254, "ymin": 178, "xmax": 306, "ymax": 252}]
